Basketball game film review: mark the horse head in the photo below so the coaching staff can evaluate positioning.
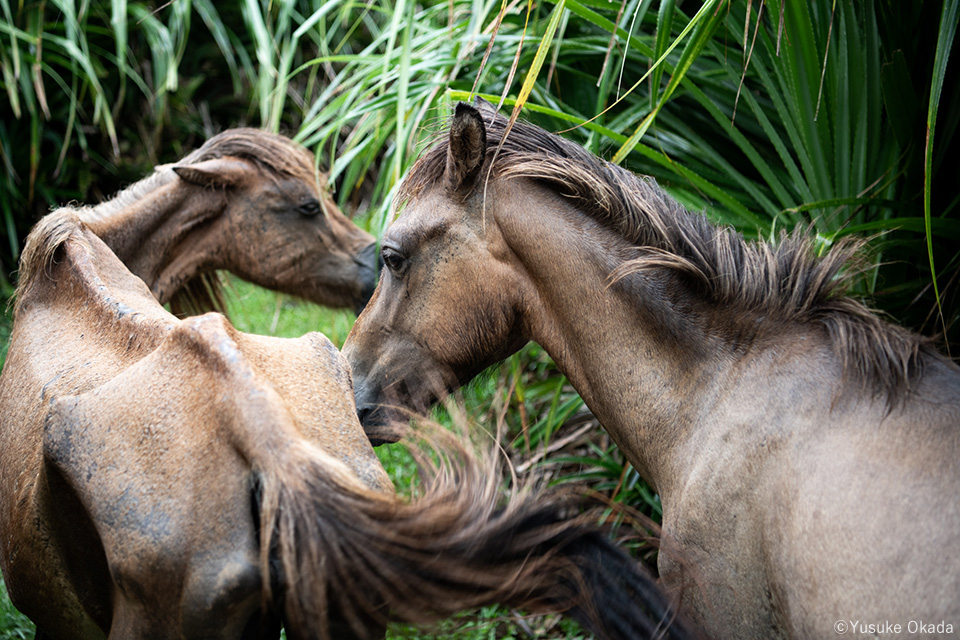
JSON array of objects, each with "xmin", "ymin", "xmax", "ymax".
[
  {"xmin": 344, "ymin": 102, "xmax": 530, "ymax": 444},
  {"xmin": 170, "ymin": 130, "xmax": 378, "ymax": 315}
]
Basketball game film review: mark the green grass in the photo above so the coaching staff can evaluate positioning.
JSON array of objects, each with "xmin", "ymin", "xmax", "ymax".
[
  {"xmin": 0, "ymin": 577, "xmax": 32, "ymax": 639},
  {"xmin": 222, "ymin": 276, "xmax": 358, "ymax": 348}
]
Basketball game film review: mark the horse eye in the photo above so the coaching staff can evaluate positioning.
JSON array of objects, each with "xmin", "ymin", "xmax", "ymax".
[
  {"xmin": 380, "ymin": 247, "xmax": 407, "ymax": 275},
  {"xmin": 298, "ymin": 199, "xmax": 321, "ymax": 217}
]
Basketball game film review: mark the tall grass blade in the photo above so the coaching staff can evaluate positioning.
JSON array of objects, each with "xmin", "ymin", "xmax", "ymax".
[
  {"xmin": 813, "ymin": 0, "xmax": 835, "ymax": 121},
  {"xmin": 651, "ymin": 0, "xmax": 674, "ymax": 110},
  {"xmin": 0, "ymin": 0, "xmax": 20, "ymax": 80},
  {"xmin": 924, "ymin": 0, "xmax": 958, "ymax": 347},
  {"xmin": 611, "ymin": 0, "xmax": 723, "ymax": 164},
  {"xmin": 502, "ymin": 0, "xmax": 566, "ymax": 138},
  {"xmin": 193, "ymin": 0, "xmax": 242, "ymax": 94},
  {"xmin": 242, "ymin": 0, "xmax": 275, "ymax": 126},
  {"xmin": 596, "ymin": 0, "xmax": 627, "ymax": 90},
  {"xmin": 498, "ymin": 0, "xmax": 534, "ymax": 111},
  {"xmin": 111, "ymin": 0, "xmax": 128, "ymax": 115},
  {"xmin": 471, "ymin": 0, "xmax": 509, "ymax": 98},
  {"xmin": 392, "ymin": 0, "xmax": 415, "ymax": 185}
]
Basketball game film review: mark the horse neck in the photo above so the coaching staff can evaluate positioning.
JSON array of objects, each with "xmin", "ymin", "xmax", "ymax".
[
  {"xmin": 495, "ymin": 182, "xmax": 751, "ymax": 498},
  {"xmin": 79, "ymin": 171, "xmax": 227, "ymax": 304}
]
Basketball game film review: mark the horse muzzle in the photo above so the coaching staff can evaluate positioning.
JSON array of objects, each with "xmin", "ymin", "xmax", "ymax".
[
  {"xmin": 353, "ymin": 242, "xmax": 380, "ymax": 315},
  {"xmin": 352, "ymin": 373, "xmax": 409, "ymax": 446},
  {"xmin": 355, "ymin": 404, "xmax": 405, "ymax": 446}
]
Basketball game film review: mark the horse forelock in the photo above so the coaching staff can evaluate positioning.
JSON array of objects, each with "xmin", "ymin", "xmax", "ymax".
[
  {"xmin": 403, "ymin": 103, "xmax": 940, "ymax": 403},
  {"xmin": 187, "ymin": 128, "xmax": 318, "ymax": 186}
]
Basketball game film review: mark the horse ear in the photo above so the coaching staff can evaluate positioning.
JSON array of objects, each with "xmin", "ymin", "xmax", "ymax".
[
  {"xmin": 172, "ymin": 158, "xmax": 251, "ymax": 188},
  {"xmin": 446, "ymin": 102, "xmax": 487, "ymax": 191},
  {"xmin": 472, "ymin": 96, "xmax": 498, "ymax": 116}
]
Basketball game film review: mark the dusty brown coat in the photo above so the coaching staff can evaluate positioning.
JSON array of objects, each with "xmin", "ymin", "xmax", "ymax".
[{"xmin": 344, "ymin": 100, "xmax": 960, "ymax": 640}]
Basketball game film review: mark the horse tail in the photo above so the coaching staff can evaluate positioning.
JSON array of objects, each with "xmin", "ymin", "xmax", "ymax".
[{"xmin": 253, "ymin": 425, "xmax": 696, "ymax": 640}]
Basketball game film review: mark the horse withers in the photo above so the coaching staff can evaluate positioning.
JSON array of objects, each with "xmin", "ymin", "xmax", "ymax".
[{"xmin": 343, "ymin": 99, "xmax": 960, "ymax": 639}]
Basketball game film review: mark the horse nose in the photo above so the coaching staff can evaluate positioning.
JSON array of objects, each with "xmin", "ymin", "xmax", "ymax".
[
  {"xmin": 356, "ymin": 403, "xmax": 377, "ymax": 429},
  {"xmin": 356, "ymin": 404, "xmax": 390, "ymax": 447},
  {"xmin": 354, "ymin": 241, "xmax": 379, "ymax": 314}
]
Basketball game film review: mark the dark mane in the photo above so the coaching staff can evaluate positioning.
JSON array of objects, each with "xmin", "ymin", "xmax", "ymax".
[
  {"xmin": 400, "ymin": 100, "xmax": 941, "ymax": 402},
  {"xmin": 182, "ymin": 128, "xmax": 319, "ymax": 186}
]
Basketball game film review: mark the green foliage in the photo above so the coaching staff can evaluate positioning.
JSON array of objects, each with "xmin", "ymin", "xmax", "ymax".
[
  {"xmin": 0, "ymin": 0, "xmax": 375, "ymax": 292},
  {"xmin": 388, "ymin": 606, "xmax": 592, "ymax": 639},
  {"xmin": 0, "ymin": 578, "xmax": 33, "ymax": 639},
  {"xmin": 4, "ymin": 1, "xmax": 956, "ymax": 345},
  {"xmin": 224, "ymin": 276, "xmax": 358, "ymax": 348},
  {"xmin": 0, "ymin": 0, "xmax": 223, "ymax": 288},
  {"xmin": 283, "ymin": 0, "xmax": 960, "ymax": 346}
]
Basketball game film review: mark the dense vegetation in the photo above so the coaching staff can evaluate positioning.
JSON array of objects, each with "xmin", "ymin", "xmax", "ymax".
[{"xmin": 1, "ymin": 0, "xmax": 957, "ymax": 637}]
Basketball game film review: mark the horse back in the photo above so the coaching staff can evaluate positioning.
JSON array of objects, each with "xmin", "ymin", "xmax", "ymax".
[{"xmin": 762, "ymin": 357, "xmax": 960, "ymax": 638}]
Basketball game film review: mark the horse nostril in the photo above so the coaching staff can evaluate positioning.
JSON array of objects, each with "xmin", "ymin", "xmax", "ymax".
[
  {"xmin": 356, "ymin": 405, "xmax": 389, "ymax": 447},
  {"xmin": 356, "ymin": 404, "xmax": 376, "ymax": 427}
]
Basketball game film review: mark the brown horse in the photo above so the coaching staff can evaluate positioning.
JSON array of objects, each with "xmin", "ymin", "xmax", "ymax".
[
  {"xmin": 0, "ymin": 196, "xmax": 695, "ymax": 638},
  {"xmin": 65, "ymin": 128, "xmax": 378, "ymax": 315},
  {"xmin": 343, "ymin": 99, "xmax": 960, "ymax": 639}
]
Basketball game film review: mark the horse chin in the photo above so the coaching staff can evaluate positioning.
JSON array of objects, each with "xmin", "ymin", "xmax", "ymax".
[
  {"xmin": 357, "ymin": 405, "xmax": 407, "ymax": 446},
  {"xmin": 363, "ymin": 428, "xmax": 404, "ymax": 447}
]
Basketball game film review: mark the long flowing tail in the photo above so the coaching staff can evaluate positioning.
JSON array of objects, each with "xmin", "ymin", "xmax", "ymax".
[{"xmin": 252, "ymin": 425, "xmax": 698, "ymax": 640}]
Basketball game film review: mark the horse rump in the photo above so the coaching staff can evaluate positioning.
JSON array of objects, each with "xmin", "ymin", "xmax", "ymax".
[{"xmin": 253, "ymin": 425, "xmax": 699, "ymax": 640}]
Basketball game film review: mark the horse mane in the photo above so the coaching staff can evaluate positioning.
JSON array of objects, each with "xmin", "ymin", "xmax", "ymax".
[
  {"xmin": 178, "ymin": 127, "xmax": 318, "ymax": 185},
  {"xmin": 400, "ymin": 101, "xmax": 940, "ymax": 402},
  {"xmin": 15, "ymin": 129, "xmax": 319, "ymax": 318}
]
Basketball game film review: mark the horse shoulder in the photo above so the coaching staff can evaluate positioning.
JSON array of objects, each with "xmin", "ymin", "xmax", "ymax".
[
  {"xmin": 231, "ymin": 330, "xmax": 393, "ymax": 494},
  {"xmin": 724, "ymin": 357, "xmax": 960, "ymax": 637},
  {"xmin": 660, "ymin": 337, "xmax": 960, "ymax": 639}
]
